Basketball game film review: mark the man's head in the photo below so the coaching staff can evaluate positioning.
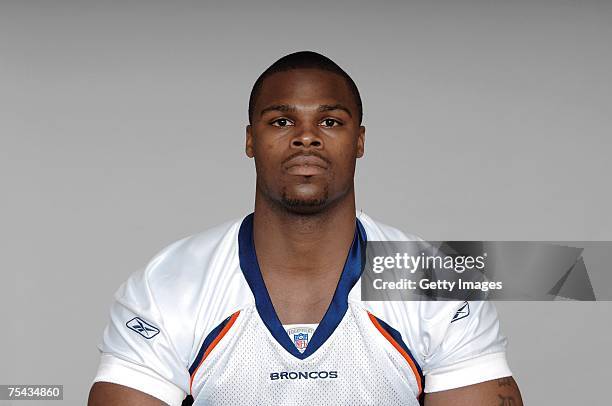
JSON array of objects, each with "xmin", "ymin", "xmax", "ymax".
[
  {"xmin": 248, "ymin": 51, "xmax": 363, "ymax": 125},
  {"xmin": 246, "ymin": 51, "xmax": 365, "ymax": 215}
]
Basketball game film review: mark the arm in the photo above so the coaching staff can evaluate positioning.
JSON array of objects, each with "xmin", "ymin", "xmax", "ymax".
[
  {"xmin": 411, "ymin": 301, "xmax": 519, "ymax": 404},
  {"xmin": 90, "ymin": 264, "xmax": 190, "ymax": 406},
  {"xmin": 88, "ymin": 382, "xmax": 168, "ymax": 406},
  {"xmin": 425, "ymin": 377, "xmax": 523, "ymax": 406}
]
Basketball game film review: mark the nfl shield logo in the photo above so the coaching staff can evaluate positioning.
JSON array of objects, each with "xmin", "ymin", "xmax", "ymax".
[
  {"xmin": 286, "ymin": 325, "xmax": 315, "ymax": 353},
  {"xmin": 293, "ymin": 332, "xmax": 309, "ymax": 351}
]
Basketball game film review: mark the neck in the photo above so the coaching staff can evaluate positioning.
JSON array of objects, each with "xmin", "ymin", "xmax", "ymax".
[{"xmin": 252, "ymin": 189, "xmax": 357, "ymax": 278}]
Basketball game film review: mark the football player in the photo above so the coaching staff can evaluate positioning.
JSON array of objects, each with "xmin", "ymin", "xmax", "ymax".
[{"xmin": 89, "ymin": 51, "xmax": 522, "ymax": 406}]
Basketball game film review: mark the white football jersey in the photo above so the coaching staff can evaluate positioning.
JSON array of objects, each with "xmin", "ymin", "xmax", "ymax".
[{"xmin": 93, "ymin": 212, "xmax": 512, "ymax": 405}]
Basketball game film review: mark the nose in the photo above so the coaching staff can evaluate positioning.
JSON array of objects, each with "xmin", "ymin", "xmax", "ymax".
[{"xmin": 291, "ymin": 124, "xmax": 322, "ymax": 149}]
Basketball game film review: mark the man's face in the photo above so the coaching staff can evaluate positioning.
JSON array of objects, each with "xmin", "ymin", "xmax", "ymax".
[{"xmin": 246, "ymin": 69, "xmax": 365, "ymax": 214}]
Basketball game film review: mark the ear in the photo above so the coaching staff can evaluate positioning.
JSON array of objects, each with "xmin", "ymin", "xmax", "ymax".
[
  {"xmin": 245, "ymin": 125, "xmax": 254, "ymax": 158},
  {"xmin": 356, "ymin": 125, "xmax": 365, "ymax": 158}
]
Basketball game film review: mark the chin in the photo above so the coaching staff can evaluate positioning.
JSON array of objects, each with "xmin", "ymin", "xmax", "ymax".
[
  {"xmin": 281, "ymin": 194, "xmax": 328, "ymax": 213},
  {"xmin": 280, "ymin": 186, "xmax": 330, "ymax": 214}
]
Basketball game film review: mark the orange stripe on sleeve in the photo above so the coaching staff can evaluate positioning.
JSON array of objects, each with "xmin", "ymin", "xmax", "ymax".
[
  {"xmin": 189, "ymin": 311, "xmax": 240, "ymax": 394},
  {"xmin": 368, "ymin": 312, "xmax": 423, "ymax": 395}
]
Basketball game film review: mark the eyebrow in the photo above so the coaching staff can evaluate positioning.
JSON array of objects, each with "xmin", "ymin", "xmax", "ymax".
[
  {"xmin": 259, "ymin": 103, "xmax": 353, "ymax": 117},
  {"xmin": 259, "ymin": 104, "xmax": 297, "ymax": 116},
  {"xmin": 318, "ymin": 104, "xmax": 353, "ymax": 117}
]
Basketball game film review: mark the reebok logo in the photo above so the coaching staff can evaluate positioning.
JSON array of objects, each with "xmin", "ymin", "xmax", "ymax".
[
  {"xmin": 451, "ymin": 301, "xmax": 470, "ymax": 323},
  {"xmin": 126, "ymin": 317, "xmax": 160, "ymax": 339}
]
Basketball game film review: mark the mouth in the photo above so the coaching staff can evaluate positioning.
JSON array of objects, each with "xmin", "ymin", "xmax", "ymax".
[{"xmin": 283, "ymin": 154, "xmax": 329, "ymax": 176}]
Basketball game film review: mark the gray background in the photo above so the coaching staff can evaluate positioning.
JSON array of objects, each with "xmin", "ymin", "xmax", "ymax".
[{"xmin": 2, "ymin": 0, "xmax": 611, "ymax": 404}]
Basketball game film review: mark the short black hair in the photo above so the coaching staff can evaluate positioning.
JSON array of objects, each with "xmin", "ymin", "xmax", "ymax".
[{"xmin": 248, "ymin": 51, "xmax": 363, "ymax": 124}]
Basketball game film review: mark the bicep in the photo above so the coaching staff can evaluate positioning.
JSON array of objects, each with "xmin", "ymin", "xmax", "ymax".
[
  {"xmin": 88, "ymin": 382, "xmax": 168, "ymax": 406},
  {"xmin": 424, "ymin": 377, "xmax": 523, "ymax": 406},
  {"xmin": 93, "ymin": 268, "xmax": 190, "ymax": 404}
]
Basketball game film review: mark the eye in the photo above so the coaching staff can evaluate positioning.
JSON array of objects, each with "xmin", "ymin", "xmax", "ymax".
[
  {"xmin": 271, "ymin": 118, "xmax": 294, "ymax": 128},
  {"xmin": 320, "ymin": 118, "xmax": 342, "ymax": 128}
]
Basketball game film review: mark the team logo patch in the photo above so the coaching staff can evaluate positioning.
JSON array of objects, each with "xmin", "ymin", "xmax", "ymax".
[
  {"xmin": 451, "ymin": 301, "xmax": 470, "ymax": 323},
  {"xmin": 286, "ymin": 326, "xmax": 315, "ymax": 353},
  {"xmin": 126, "ymin": 317, "xmax": 160, "ymax": 339}
]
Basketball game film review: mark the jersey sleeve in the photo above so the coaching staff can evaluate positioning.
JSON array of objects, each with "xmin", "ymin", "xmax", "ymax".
[
  {"xmin": 422, "ymin": 300, "xmax": 512, "ymax": 393},
  {"xmin": 92, "ymin": 266, "xmax": 190, "ymax": 406}
]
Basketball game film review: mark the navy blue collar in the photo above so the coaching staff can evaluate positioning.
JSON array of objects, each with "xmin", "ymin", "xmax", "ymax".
[{"xmin": 238, "ymin": 213, "xmax": 367, "ymax": 359}]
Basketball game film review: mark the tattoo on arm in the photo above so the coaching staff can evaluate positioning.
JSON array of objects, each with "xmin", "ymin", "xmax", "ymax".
[
  {"xmin": 498, "ymin": 393, "xmax": 517, "ymax": 405},
  {"xmin": 497, "ymin": 377, "xmax": 519, "ymax": 406},
  {"xmin": 423, "ymin": 377, "xmax": 523, "ymax": 406}
]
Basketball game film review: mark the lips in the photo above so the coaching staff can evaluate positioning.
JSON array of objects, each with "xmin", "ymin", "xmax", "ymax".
[{"xmin": 284, "ymin": 154, "xmax": 329, "ymax": 176}]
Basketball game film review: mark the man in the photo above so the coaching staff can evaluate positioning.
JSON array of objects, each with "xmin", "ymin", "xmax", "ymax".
[{"xmin": 89, "ymin": 51, "xmax": 523, "ymax": 405}]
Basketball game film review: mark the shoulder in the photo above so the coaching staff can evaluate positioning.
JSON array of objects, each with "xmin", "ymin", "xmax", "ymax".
[
  {"xmin": 355, "ymin": 213, "xmax": 506, "ymax": 377},
  {"xmin": 357, "ymin": 211, "xmax": 422, "ymax": 242},
  {"xmin": 111, "ymin": 216, "xmax": 252, "ymax": 358},
  {"xmin": 361, "ymin": 299, "xmax": 469, "ymax": 358},
  {"xmin": 139, "ymin": 217, "xmax": 243, "ymax": 293}
]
